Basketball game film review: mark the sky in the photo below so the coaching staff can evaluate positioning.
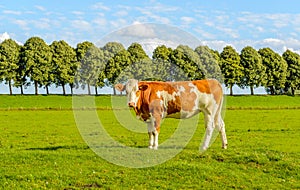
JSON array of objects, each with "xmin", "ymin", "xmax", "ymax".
[{"xmin": 1, "ymin": 0, "xmax": 300, "ymax": 94}]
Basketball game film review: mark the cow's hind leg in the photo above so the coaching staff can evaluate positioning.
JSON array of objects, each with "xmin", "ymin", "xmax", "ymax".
[{"xmin": 216, "ymin": 115, "xmax": 227, "ymax": 149}]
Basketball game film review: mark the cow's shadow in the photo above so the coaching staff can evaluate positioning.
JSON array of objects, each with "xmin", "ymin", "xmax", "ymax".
[{"xmin": 26, "ymin": 145, "xmax": 89, "ymax": 151}]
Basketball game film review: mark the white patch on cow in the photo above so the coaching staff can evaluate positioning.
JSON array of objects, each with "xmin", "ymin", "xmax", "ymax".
[
  {"xmin": 156, "ymin": 90, "xmax": 177, "ymax": 110},
  {"xmin": 177, "ymin": 85, "xmax": 186, "ymax": 93}
]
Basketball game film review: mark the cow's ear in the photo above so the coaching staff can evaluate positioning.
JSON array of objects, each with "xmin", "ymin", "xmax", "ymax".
[
  {"xmin": 115, "ymin": 83, "xmax": 125, "ymax": 92},
  {"xmin": 139, "ymin": 84, "xmax": 148, "ymax": 91}
]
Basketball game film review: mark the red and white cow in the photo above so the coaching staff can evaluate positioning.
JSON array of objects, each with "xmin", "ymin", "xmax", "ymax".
[{"xmin": 115, "ymin": 79, "xmax": 227, "ymax": 151}]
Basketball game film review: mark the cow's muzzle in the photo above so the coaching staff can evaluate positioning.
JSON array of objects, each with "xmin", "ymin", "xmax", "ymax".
[{"xmin": 128, "ymin": 102, "xmax": 135, "ymax": 107}]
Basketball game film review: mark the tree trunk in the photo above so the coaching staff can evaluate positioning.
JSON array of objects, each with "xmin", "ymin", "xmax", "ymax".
[
  {"xmin": 250, "ymin": 86, "xmax": 254, "ymax": 95},
  {"xmin": 70, "ymin": 84, "xmax": 74, "ymax": 95},
  {"xmin": 20, "ymin": 85, "xmax": 24, "ymax": 95},
  {"xmin": 9, "ymin": 80, "xmax": 12, "ymax": 95},
  {"xmin": 87, "ymin": 84, "xmax": 91, "ymax": 95},
  {"xmin": 95, "ymin": 86, "xmax": 98, "ymax": 96},
  {"xmin": 230, "ymin": 84, "xmax": 233, "ymax": 96},
  {"xmin": 113, "ymin": 87, "xmax": 116, "ymax": 95},
  {"xmin": 62, "ymin": 84, "xmax": 66, "ymax": 96},
  {"xmin": 291, "ymin": 87, "xmax": 295, "ymax": 96},
  {"xmin": 46, "ymin": 85, "xmax": 49, "ymax": 95},
  {"xmin": 270, "ymin": 86, "xmax": 275, "ymax": 95},
  {"xmin": 34, "ymin": 81, "xmax": 38, "ymax": 95}
]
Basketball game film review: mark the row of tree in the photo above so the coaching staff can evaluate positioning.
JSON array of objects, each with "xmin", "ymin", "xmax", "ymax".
[{"xmin": 0, "ymin": 37, "xmax": 300, "ymax": 95}]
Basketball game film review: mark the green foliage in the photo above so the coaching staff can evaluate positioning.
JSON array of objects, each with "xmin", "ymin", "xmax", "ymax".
[
  {"xmin": 2, "ymin": 36, "xmax": 300, "ymax": 95},
  {"xmin": 75, "ymin": 41, "xmax": 93, "ymax": 62},
  {"xmin": 51, "ymin": 40, "xmax": 78, "ymax": 95},
  {"xmin": 79, "ymin": 44, "xmax": 105, "ymax": 94},
  {"xmin": 282, "ymin": 50, "xmax": 300, "ymax": 95},
  {"xmin": 220, "ymin": 46, "xmax": 244, "ymax": 95},
  {"xmin": 258, "ymin": 48, "xmax": 288, "ymax": 95},
  {"xmin": 102, "ymin": 42, "xmax": 126, "ymax": 88},
  {"xmin": 240, "ymin": 46, "xmax": 266, "ymax": 95},
  {"xmin": 195, "ymin": 45, "xmax": 222, "ymax": 81},
  {"xmin": 152, "ymin": 45, "xmax": 182, "ymax": 81},
  {"xmin": 117, "ymin": 43, "xmax": 155, "ymax": 81},
  {"xmin": 21, "ymin": 37, "xmax": 53, "ymax": 95},
  {"xmin": 0, "ymin": 39, "xmax": 21, "ymax": 94},
  {"xmin": 102, "ymin": 42, "xmax": 125, "ymax": 63},
  {"xmin": 171, "ymin": 45, "xmax": 205, "ymax": 80},
  {"xmin": 105, "ymin": 49, "xmax": 132, "ymax": 86}
]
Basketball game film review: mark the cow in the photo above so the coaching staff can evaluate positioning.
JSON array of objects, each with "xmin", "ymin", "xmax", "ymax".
[{"xmin": 115, "ymin": 79, "xmax": 227, "ymax": 151}]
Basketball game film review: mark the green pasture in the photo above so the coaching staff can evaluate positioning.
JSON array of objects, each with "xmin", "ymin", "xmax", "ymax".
[{"xmin": 0, "ymin": 95, "xmax": 299, "ymax": 189}]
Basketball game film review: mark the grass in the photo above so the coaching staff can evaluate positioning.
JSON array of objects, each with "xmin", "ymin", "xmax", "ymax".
[{"xmin": 0, "ymin": 95, "xmax": 299, "ymax": 189}]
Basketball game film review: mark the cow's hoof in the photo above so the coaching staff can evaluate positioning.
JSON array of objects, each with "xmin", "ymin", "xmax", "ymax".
[
  {"xmin": 149, "ymin": 146, "xmax": 158, "ymax": 150},
  {"xmin": 200, "ymin": 146, "xmax": 208, "ymax": 152},
  {"xmin": 222, "ymin": 145, "xmax": 228, "ymax": 149}
]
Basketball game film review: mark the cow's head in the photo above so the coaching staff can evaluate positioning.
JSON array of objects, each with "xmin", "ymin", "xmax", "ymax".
[{"xmin": 115, "ymin": 79, "xmax": 148, "ymax": 108}]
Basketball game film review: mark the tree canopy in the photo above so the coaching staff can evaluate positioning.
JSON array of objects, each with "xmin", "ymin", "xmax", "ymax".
[{"xmin": 0, "ymin": 36, "xmax": 299, "ymax": 95}]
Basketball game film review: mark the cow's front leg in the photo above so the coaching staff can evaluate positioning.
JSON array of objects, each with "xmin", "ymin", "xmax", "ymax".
[
  {"xmin": 201, "ymin": 114, "xmax": 215, "ymax": 151},
  {"xmin": 148, "ymin": 100, "xmax": 163, "ymax": 150},
  {"xmin": 147, "ymin": 121, "xmax": 159, "ymax": 150},
  {"xmin": 147, "ymin": 122, "xmax": 155, "ymax": 149}
]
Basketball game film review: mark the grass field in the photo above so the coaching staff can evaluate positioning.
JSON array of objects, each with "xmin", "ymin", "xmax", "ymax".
[{"xmin": 0, "ymin": 95, "xmax": 299, "ymax": 189}]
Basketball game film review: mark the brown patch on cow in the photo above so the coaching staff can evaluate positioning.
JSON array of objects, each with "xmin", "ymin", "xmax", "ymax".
[
  {"xmin": 193, "ymin": 80, "xmax": 223, "ymax": 105},
  {"xmin": 192, "ymin": 80, "xmax": 211, "ymax": 94},
  {"xmin": 206, "ymin": 80, "xmax": 223, "ymax": 105}
]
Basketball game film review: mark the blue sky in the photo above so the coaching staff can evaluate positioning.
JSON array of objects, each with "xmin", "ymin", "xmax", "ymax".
[
  {"xmin": 1, "ymin": 0, "xmax": 300, "ymax": 54},
  {"xmin": 1, "ymin": 0, "xmax": 300, "ymax": 94}
]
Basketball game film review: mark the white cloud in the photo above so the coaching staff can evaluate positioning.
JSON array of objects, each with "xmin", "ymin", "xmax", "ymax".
[
  {"xmin": 0, "ymin": 32, "xmax": 10, "ymax": 42},
  {"xmin": 72, "ymin": 11, "xmax": 84, "ymax": 16},
  {"xmin": 32, "ymin": 18, "xmax": 51, "ymax": 29},
  {"xmin": 71, "ymin": 20, "xmax": 92, "ymax": 31},
  {"xmin": 110, "ymin": 19, "xmax": 128, "ymax": 29},
  {"xmin": 216, "ymin": 26, "xmax": 239, "ymax": 39},
  {"xmin": 0, "ymin": 32, "xmax": 22, "ymax": 45},
  {"xmin": 194, "ymin": 27, "xmax": 215, "ymax": 40},
  {"xmin": 117, "ymin": 22, "xmax": 156, "ymax": 38},
  {"xmin": 12, "ymin": 19, "xmax": 30, "ymax": 30},
  {"xmin": 3, "ymin": 10, "xmax": 22, "ymax": 15},
  {"xmin": 35, "ymin": 5, "xmax": 46, "ymax": 11},
  {"xmin": 115, "ymin": 10, "xmax": 128, "ymax": 17},
  {"xmin": 201, "ymin": 38, "xmax": 300, "ymax": 55},
  {"xmin": 92, "ymin": 17, "xmax": 107, "ymax": 27},
  {"xmin": 91, "ymin": 2, "xmax": 110, "ymax": 11},
  {"xmin": 181, "ymin": 17, "xmax": 195, "ymax": 25}
]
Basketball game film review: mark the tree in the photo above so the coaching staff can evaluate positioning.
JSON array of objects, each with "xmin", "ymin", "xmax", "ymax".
[
  {"xmin": 194, "ymin": 45, "xmax": 222, "ymax": 81},
  {"xmin": 170, "ymin": 45, "xmax": 206, "ymax": 81},
  {"xmin": 282, "ymin": 50, "xmax": 300, "ymax": 95},
  {"xmin": 51, "ymin": 40, "xmax": 78, "ymax": 95},
  {"xmin": 105, "ymin": 49, "xmax": 131, "ymax": 94},
  {"xmin": 258, "ymin": 48, "xmax": 287, "ymax": 95},
  {"xmin": 220, "ymin": 46, "xmax": 243, "ymax": 96},
  {"xmin": 122, "ymin": 43, "xmax": 154, "ymax": 81},
  {"xmin": 152, "ymin": 45, "xmax": 175, "ymax": 81},
  {"xmin": 0, "ymin": 39, "xmax": 21, "ymax": 95},
  {"xmin": 21, "ymin": 37, "xmax": 52, "ymax": 95},
  {"xmin": 102, "ymin": 42, "xmax": 125, "ymax": 63},
  {"xmin": 102, "ymin": 42, "xmax": 126, "ymax": 94},
  {"xmin": 240, "ymin": 46, "xmax": 266, "ymax": 95},
  {"xmin": 79, "ymin": 44, "xmax": 105, "ymax": 95}
]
